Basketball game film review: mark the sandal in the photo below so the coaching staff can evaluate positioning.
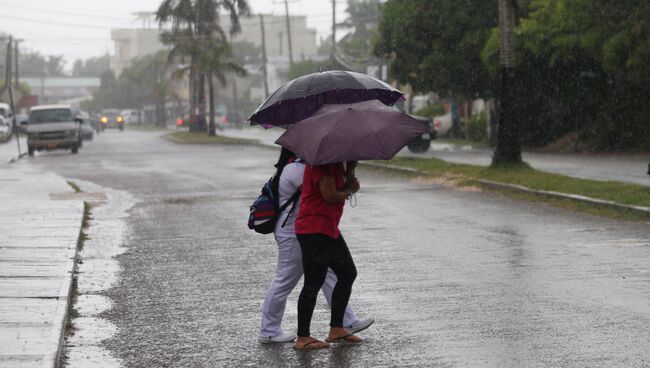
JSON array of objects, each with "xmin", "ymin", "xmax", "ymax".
[
  {"xmin": 325, "ymin": 334, "xmax": 363, "ymax": 344},
  {"xmin": 294, "ymin": 337, "xmax": 330, "ymax": 350}
]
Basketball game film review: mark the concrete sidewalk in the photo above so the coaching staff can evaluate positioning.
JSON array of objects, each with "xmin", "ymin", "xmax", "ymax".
[{"xmin": 0, "ymin": 161, "xmax": 85, "ymax": 368}]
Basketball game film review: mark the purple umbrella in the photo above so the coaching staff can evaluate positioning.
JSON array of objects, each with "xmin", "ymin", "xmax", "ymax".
[
  {"xmin": 249, "ymin": 70, "xmax": 404, "ymax": 128},
  {"xmin": 275, "ymin": 100, "xmax": 429, "ymax": 166}
]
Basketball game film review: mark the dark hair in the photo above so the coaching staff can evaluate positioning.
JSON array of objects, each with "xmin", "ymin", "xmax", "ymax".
[{"xmin": 275, "ymin": 147, "xmax": 296, "ymax": 169}]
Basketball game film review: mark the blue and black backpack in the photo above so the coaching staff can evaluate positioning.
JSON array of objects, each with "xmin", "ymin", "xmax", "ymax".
[{"xmin": 248, "ymin": 161, "xmax": 302, "ymax": 234}]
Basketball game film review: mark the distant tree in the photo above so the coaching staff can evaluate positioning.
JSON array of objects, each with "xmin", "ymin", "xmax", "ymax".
[
  {"xmin": 196, "ymin": 39, "xmax": 247, "ymax": 135},
  {"xmin": 84, "ymin": 51, "xmax": 177, "ymax": 126},
  {"xmin": 156, "ymin": 0, "xmax": 250, "ymax": 133},
  {"xmin": 72, "ymin": 55, "xmax": 110, "ymax": 77},
  {"xmin": 482, "ymin": 0, "xmax": 650, "ymax": 151},
  {"xmin": 287, "ymin": 59, "xmax": 337, "ymax": 80},
  {"xmin": 45, "ymin": 55, "xmax": 66, "ymax": 77},
  {"xmin": 374, "ymin": 0, "xmax": 498, "ymax": 139},
  {"xmin": 335, "ymin": 0, "xmax": 381, "ymax": 71}
]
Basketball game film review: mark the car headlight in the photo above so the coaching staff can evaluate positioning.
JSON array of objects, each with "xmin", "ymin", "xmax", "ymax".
[
  {"xmin": 117, "ymin": 116, "xmax": 123, "ymax": 123},
  {"xmin": 101, "ymin": 117, "xmax": 108, "ymax": 123}
]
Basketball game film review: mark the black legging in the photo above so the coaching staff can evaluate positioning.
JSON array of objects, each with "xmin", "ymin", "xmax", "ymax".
[{"xmin": 296, "ymin": 234, "xmax": 357, "ymax": 337}]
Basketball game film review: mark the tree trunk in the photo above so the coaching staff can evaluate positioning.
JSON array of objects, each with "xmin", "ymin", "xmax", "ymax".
[
  {"xmin": 197, "ymin": 72, "xmax": 207, "ymax": 133},
  {"xmin": 449, "ymin": 95, "xmax": 464, "ymax": 138},
  {"xmin": 491, "ymin": 67, "xmax": 522, "ymax": 165},
  {"xmin": 208, "ymin": 74, "xmax": 216, "ymax": 136},
  {"xmin": 189, "ymin": 61, "xmax": 199, "ymax": 132}
]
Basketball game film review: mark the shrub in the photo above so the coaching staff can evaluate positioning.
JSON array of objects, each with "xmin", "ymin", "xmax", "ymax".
[
  {"xmin": 467, "ymin": 111, "xmax": 488, "ymax": 143},
  {"xmin": 414, "ymin": 104, "xmax": 446, "ymax": 119}
]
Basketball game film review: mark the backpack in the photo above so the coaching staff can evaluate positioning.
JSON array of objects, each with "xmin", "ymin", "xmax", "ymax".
[{"xmin": 248, "ymin": 161, "xmax": 302, "ymax": 234}]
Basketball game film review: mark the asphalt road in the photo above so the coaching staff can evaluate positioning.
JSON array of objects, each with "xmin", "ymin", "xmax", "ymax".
[
  {"xmin": 27, "ymin": 130, "xmax": 650, "ymax": 367},
  {"xmin": 219, "ymin": 127, "xmax": 650, "ymax": 186}
]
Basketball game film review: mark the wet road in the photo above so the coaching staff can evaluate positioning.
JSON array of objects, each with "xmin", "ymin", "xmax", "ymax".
[
  {"xmin": 220, "ymin": 128, "xmax": 650, "ymax": 186},
  {"xmin": 29, "ymin": 130, "xmax": 650, "ymax": 367}
]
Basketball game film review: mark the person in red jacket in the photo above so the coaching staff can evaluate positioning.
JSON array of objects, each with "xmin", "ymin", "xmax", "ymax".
[{"xmin": 293, "ymin": 161, "xmax": 362, "ymax": 350}]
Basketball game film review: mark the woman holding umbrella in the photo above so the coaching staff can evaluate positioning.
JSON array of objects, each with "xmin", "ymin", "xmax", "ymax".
[
  {"xmin": 259, "ymin": 149, "xmax": 374, "ymax": 345},
  {"xmin": 294, "ymin": 160, "xmax": 362, "ymax": 350}
]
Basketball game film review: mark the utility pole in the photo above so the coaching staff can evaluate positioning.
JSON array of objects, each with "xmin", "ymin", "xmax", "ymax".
[
  {"xmin": 283, "ymin": 0, "xmax": 294, "ymax": 65},
  {"xmin": 1, "ymin": 36, "xmax": 13, "ymax": 97},
  {"xmin": 331, "ymin": 0, "xmax": 336, "ymax": 57},
  {"xmin": 260, "ymin": 14, "xmax": 269, "ymax": 99},
  {"xmin": 14, "ymin": 39, "xmax": 22, "ymax": 88},
  {"xmin": 259, "ymin": 14, "xmax": 269, "ymax": 98},
  {"xmin": 492, "ymin": 0, "xmax": 522, "ymax": 165}
]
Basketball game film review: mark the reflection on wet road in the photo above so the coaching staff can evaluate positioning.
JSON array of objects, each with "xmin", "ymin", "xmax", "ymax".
[{"xmin": 33, "ymin": 130, "xmax": 650, "ymax": 367}]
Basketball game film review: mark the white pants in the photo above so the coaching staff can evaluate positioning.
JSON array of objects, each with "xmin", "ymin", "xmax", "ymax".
[{"xmin": 260, "ymin": 235, "xmax": 359, "ymax": 336}]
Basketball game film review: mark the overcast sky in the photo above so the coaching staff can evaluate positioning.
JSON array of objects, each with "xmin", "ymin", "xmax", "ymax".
[{"xmin": 0, "ymin": 0, "xmax": 348, "ymax": 68}]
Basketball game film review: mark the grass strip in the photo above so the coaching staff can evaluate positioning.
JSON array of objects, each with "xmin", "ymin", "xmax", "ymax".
[
  {"xmin": 382, "ymin": 156, "xmax": 650, "ymax": 218},
  {"xmin": 67, "ymin": 181, "xmax": 81, "ymax": 193},
  {"xmin": 77, "ymin": 202, "xmax": 91, "ymax": 251},
  {"xmin": 61, "ymin": 200, "xmax": 91, "ymax": 366},
  {"xmin": 166, "ymin": 131, "xmax": 258, "ymax": 145}
]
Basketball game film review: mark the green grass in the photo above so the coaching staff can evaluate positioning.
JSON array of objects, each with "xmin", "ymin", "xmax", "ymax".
[
  {"xmin": 67, "ymin": 181, "xmax": 81, "ymax": 193},
  {"xmin": 77, "ymin": 202, "xmax": 91, "ymax": 251},
  {"xmin": 166, "ymin": 131, "xmax": 258, "ymax": 145},
  {"xmin": 384, "ymin": 156, "xmax": 650, "ymax": 211}
]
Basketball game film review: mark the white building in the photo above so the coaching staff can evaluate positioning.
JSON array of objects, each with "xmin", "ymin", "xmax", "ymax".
[
  {"xmin": 109, "ymin": 14, "xmax": 318, "ymax": 107},
  {"xmin": 109, "ymin": 28, "xmax": 167, "ymax": 76},
  {"xmin": 223, "ymin": 14, "xmax": 318, "ymax": 62}
]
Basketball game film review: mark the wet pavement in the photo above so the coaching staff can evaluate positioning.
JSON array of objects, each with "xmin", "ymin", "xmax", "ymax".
[
  {"xmin": 17, "ymin": 130, "xmax": 650, "ymax": 367},
  {"xmin": 0, "ymin": 161, "xmax": 84, "ymax": 368},
  {"xmin": 220, "ymin": 127, "xmax": 650, "ymax": 186}
]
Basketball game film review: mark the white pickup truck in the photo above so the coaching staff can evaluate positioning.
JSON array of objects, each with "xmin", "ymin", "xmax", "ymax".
[{"xmin": 27, "ymin": 104, "xmax": 81, "ymax": 156}]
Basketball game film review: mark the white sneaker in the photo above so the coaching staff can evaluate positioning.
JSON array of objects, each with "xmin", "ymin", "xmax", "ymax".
[
  {"xmin": 346, "ymin": 318, "xmax": 375, "ymax": 335},
  {"xmin": 258, "ymin": 332, "xmax": 297, "ymax": 344}
]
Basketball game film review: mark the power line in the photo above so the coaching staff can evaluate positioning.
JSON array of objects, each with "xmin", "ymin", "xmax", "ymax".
[
  {"xmin": 0, "ymin": 13, "xmax": 132, "ymax": 30},
  {"xmin": 0, "ymin": 2, "xmax": 137, "ymax": 21},
  {"xmin": 0, "ymin": 0, "xmax": 133, "ymax": 18}
]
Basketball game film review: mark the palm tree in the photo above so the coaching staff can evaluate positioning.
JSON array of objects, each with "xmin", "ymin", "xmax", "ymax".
[
  {"xmin": 492, "ymin": 0, "xmax": 522, "ymax": 165},
  {"xmin": 156, "ymin": 0, "xmax": 250, "ymax": 133}
]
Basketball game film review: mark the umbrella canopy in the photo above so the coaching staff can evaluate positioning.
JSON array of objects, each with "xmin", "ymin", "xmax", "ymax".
[
  {"xmin": 275, "ymin": 100, "xmax": 429, "ymax": 166},
  {"xmin": 249, "ymin": 70, "xmax": 404, "ymax": 128}
]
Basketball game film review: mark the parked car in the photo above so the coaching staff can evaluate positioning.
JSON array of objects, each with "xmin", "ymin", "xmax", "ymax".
[
  {"xmin": 15, "ymin": 113, "xmax": 29, "ymax": 133},
  {"xmin": 76, "ymin": 112, "xmax": 94, "ymax": 142},
  {"xmin": 407, "ymin": 115, "xmax": 436, "ymax": 153},
  {"xmin": 100, "ymin": 109, "xmax": 124, "ymax": 131},
  {"xmin": 0, "ymin": 115, "xmax": 12, "ymax": 139},
  {"xmin": 0, "ymin": 102, "xmax": 11, "ymax": 120},
  {"xmin": 121, "ymin": 109, "xmax": 143, "ymax": 124},
  {"xmin": 26, "ymin": 104, "xmax": 81, "ymax": 156},
  {"xmin": 226, "ymin": 111, "xmax": 244, "ymax": 129},
  {"xmin": 433, "ymin": 112, "xmax": 453, "ymax": 137}
]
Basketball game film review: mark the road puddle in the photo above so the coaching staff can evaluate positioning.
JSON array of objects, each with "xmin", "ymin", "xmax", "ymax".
[{"xmin": 62, "ymin": 180, "xmax": 135, "ymax": 368}]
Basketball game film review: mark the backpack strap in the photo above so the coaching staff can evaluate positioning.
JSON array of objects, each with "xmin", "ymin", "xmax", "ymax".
[{"xmin": 280, "ymin": 189, "xmax": 301, "ymax": 228}]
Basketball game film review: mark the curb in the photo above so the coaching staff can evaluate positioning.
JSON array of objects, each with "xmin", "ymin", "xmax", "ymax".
[
  {"xmin": 360, "ymin": 161, "xmax": 650, "ymax": 217},
  {"xmin": 475, "ymin": 179, "xmax": 650, "ymax": 217},
  {"xmin": 54, "ymin": 201, "xmax": 87, "ymax": 368}
]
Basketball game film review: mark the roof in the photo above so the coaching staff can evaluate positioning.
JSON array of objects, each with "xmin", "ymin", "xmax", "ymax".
[{"xmin": 30, "ymin": 104, "xmax": 73, "ymax": 111}]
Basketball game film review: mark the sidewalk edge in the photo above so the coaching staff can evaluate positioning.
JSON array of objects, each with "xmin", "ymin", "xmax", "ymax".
[
  {"xmin": 475, "ymin": 179, "xmax": 650, "ymax": 216},
  {"xmin": 48, "ymin": 201, "xmax": 86, "ymax": 368},
  {"xmin": 361, "ymin": 161, "xmax": 650, "ymax": 217}
]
